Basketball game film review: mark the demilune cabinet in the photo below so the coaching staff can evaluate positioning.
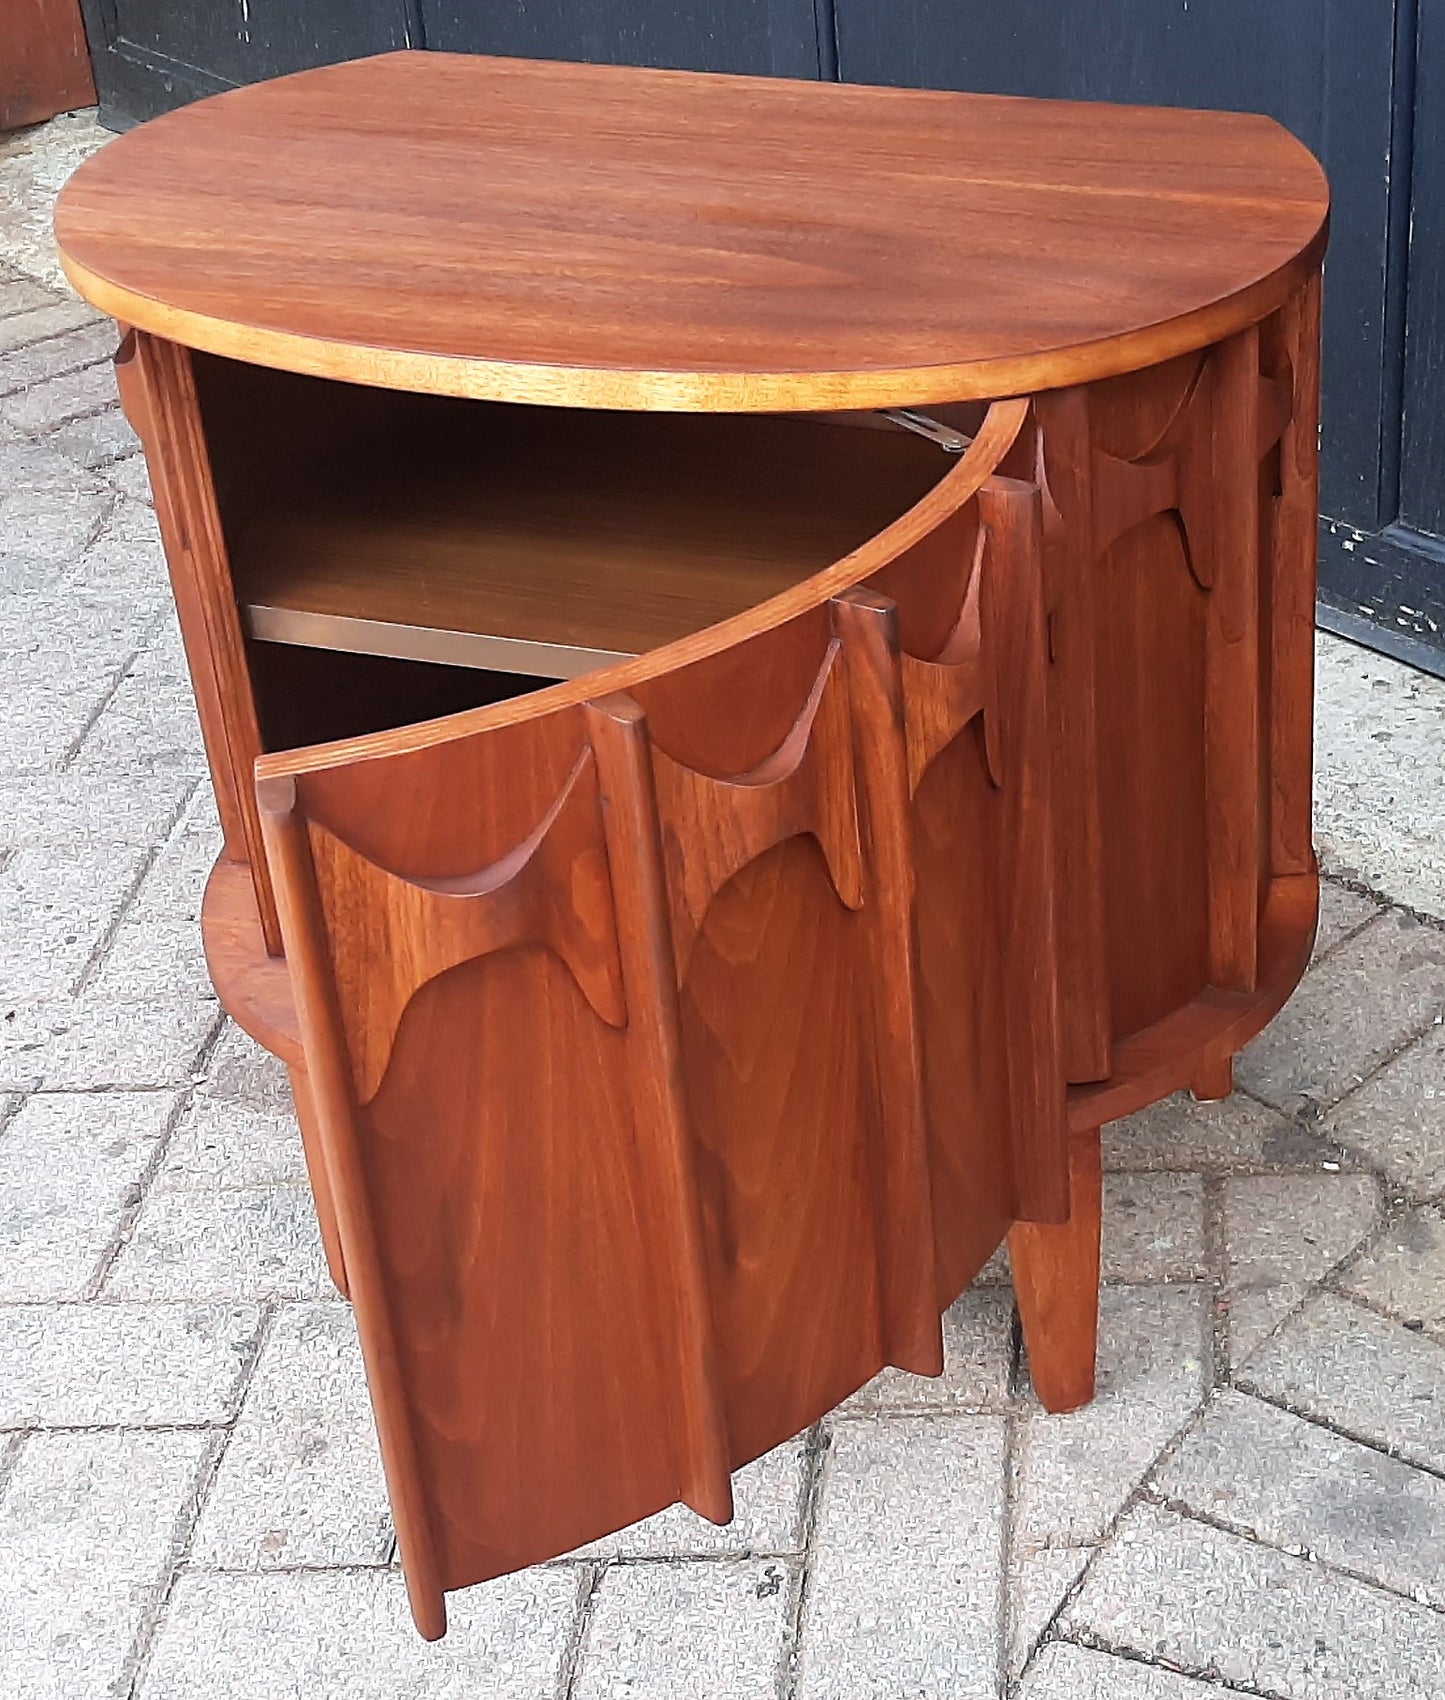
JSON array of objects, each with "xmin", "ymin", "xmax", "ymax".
[{"xmin": 56, "ymin": 51, "xmax": 1327, "ymax": 1639}]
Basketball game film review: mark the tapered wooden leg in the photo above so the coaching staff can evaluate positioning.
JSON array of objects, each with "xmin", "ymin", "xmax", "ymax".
[
  {"xmin": 1190, "ymin": 1053, "xmax": 1234, "ymax": 1102},
  {"xmin": 1008, "ymin": 1124, "xmax": 1102, "ymax": 1414},
  {"xmin": 288, "ymin": 1062, "xmax": 349, "ymax": 1299}
]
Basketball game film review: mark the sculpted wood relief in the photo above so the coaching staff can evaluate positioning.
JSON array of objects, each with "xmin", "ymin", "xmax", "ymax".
[
  {"xmin": 1035, "ymin": 304, "xmax": 1310, "ymax": 1089},
  {"xmin": 220, "ymin": 300, "xmax": 1324, "ymax": 1639},
  {"xmin": 308, "ymin": 751, "xmax": 627, "ymax": 1104},
  {"xmin": 243, "ymin": 310, "xmax": 1320, "ymax": 1635},
  {"xmin": 256, "ymin": 453, "xmax": 1075, "ymax": 1635},
  {"xmin": 649, "ymin": 640, "xmax": 865, "ymax": 981}
]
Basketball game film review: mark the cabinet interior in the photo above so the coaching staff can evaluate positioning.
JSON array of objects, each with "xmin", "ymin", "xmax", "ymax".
[{"xmin": 193, "ymin": 353, "xmax": 975, "ymax": 750}]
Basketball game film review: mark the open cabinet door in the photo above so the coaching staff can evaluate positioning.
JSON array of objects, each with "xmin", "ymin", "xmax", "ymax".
[
  {"xmin": 1, "ymin": 0, "xmax": 94, "ymax": 130},
  {"xmin": 255, "ymin": 428, "xmax": 1067, "ymax": 1639}
]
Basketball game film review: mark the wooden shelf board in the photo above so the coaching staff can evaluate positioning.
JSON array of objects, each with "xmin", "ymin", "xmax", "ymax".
[
  {"xmin": 245, "ymin": 606, "xmax": 633, "ymax": 681},
  {"xmin": 231, "ymin": 410, "xmax": 953, "ymax": 675}
]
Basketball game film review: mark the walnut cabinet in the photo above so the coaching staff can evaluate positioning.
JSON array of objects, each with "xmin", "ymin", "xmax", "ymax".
[{"xmin": 55, "ymin": 51, "xmax": 1328, "ymax": 1638}]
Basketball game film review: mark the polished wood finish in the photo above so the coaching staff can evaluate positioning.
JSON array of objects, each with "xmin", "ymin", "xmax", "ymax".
[
  {"xmin": 1033, "ymin": 386, "xmax": 1112, "ymax": 1083},
  {"xmin": 198, "ymin": 858, "xmax": 298, "ymax": 1065},
  {"xmin": 253, "ymin": 419, "xmax": 1070, "ymax": 1636},
  {"xmin": 1033, "ymin": 281, "xmax": 1324, "ymax": 1130},
  {"xmin": 1268, "ymin": 271, "xmax": 1324, "ymax": 880},
  {"xmin": 57, "ymin": 52, "xmax": 1327, "ymax": 412},
  {"xmin": 1205, "ymin": 325, "xmax": 1265, "ymax": 994},
  {"xmin": 115, "ymin": 333, "xmax": 281, "ymax": 953},
  {"xmin": 0, "ymin": 0, "xmax": 94, "ymax": 131},
  {"xmin": 257, "ymin": 776, "xmax": 449, "ymax": 1640},
  {"xmin": 54, "ymin": 54, "xmax": 1327, "ymax": 1644},
  {"xmin": 580, "ymin": 694, "xmax": 736, "ymax": 1525},
  {"xmin": 1066, "ymin": 872, "xmax": 1318, "ymax": 1130},
  {"xmin": 1009, "ymin": 1126, "xmax": 1103, "ymax": 1415},
  {"xmin": 1191, "ymin": 1056, "xmax": 1236, "ymax": 1104},
  {"xmin": 829, "ymin": 592, "xmax": 944, "ymax": 1372},
  {"xmin": 287, "ymin": 1062, "xmax": 348, "ymax": 1301}
]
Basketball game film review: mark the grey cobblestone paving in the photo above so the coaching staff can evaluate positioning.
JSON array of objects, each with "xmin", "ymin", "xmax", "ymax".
[{"xmin": 3, "ymin": 112, "xmax": 1445, "ymax": 1697}]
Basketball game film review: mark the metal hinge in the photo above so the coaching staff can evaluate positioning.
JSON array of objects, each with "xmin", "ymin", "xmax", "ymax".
[{"xmin": 877, "ymin": 409, "xmax": 972, "ymax": 454}]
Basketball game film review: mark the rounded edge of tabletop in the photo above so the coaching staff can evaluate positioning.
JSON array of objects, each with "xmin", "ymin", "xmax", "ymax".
[
  {"xmin": 55, "ymin": 221, "xmax": 1328, "ymax": 415},
  {"xmin": 52, "ymin": 54, "xmax": 1331, "ymax": 416}
]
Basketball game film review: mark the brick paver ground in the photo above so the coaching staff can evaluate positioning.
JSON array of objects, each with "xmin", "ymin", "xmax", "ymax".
[{"xmin": 3, "ymin": 110, "xmax": 1445, "ymax": 1699}]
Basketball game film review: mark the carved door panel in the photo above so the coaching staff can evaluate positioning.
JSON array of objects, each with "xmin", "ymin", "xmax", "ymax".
[
  {"xmin": 1032, "ymin": 296, "xmax": 1322, "ymax": 1084},
  {"xmin": 257, "ymin": 455, "xmax": 1066, "ymax": 1637}
]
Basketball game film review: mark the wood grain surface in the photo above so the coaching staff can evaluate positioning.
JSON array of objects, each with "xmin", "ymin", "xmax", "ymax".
[
  {"xmin": 1009, "ymin": 1125, "xmax": 1103, "ymax": 1414},
  {"xmin": 180, "ymin": 287, "xmax": 1323, "ymax": 1645},
  {"xmin": 187, "ymin": 294, "xmax": 1327, "ymax": 1641},
  {"xmin": 117, "ymin": 333, "xmax": 282, "ymax": 952},
  {"xmin": 255, "ymin": 441, "xmax": 1071, "ymax": 1634},
  {"xmin": 56, "ymin": 50, "xmax": 1328, "ymax": 411},
  {"xmin": 70, "ymin": 60, "xmax": 1328, "ymax": 1637},
  {"xmin": 0, "ymin": 0, "xmax": 94, "ymax": 130},
  {"xmin": 1031, "ymin": 283, "xmax": 1321, "ymax": 1129}
]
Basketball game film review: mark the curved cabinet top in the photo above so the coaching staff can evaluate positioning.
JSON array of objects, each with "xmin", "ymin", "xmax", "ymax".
[{"xmin": 56, "ymin": 51, "xmax": 1328, "ymax": 412}]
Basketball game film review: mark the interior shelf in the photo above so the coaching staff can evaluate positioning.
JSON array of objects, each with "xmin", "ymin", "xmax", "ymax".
[{"xmin": 221, "ymin": 401, "xmax": 958, "ymax": 680}]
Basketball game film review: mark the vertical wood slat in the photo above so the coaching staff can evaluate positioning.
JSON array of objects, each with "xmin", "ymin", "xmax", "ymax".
[
  {"xmin": 978, "ymin": 480, "xmax": 1071, "ymax": 1224},
  {"xmin": 829, "ymin": 591, "xmax": 944, "ymax": 1377},
  {"xmin": 1270, "ymin": 274, "xmax": 1323, "ymax": 879},
  {"xmin": 583, "ymin": 695, "xmax": 736, "ymax": 1526},
  {"xmin": 1032, "ymin": 391, "xmax": 1113, "ymax": 1084},
  {"xmin": 119, "ymin": 331, "xmax": 281, "ymax": 953},
  {"xmin": 255, "ymin": 775, "xmax": 448, "ymax": 1641},
  {"xmin": 1205, "ymin": 326, "xmax": 1264, "ymax": 992},
  {"xmin": 286, "ymin": 1061, "xmax": 350, "ymax": 1298},
  {"xmin": 1007, "ymin": 1123, "xmax": 1102, "ymax": 1413},
  {"xmin": 647, "ymin": 647, "xmax": 864, "ymax": 982}
]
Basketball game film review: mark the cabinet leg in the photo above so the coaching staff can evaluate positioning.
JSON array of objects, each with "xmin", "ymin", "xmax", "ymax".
[
  {"xmin": 1008, "ymin": 1124, "xmax": 1102, "ymax": 1414},
  {"xmin": 1190, "ymin": 1054, "xmax": 1234, "ymax": 1103},
  {"xmin": 288, "ymin": 1062, "xmax": 349, "ymax": 1299}
]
